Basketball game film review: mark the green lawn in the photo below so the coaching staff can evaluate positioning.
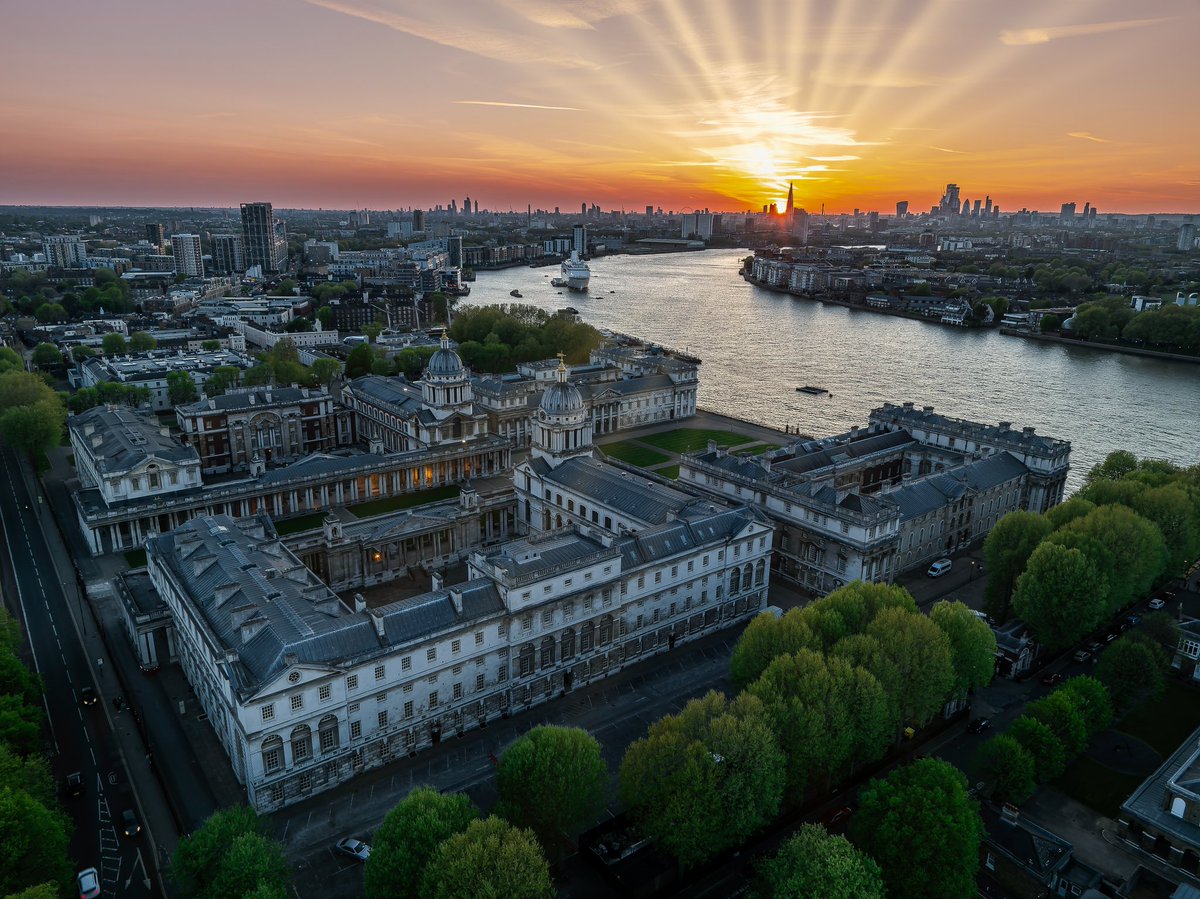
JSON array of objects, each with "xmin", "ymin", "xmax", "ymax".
[
  {"xmin": 599, "ymin": 441, "xmax": 672, "ymax": 468},
  {"xmin": 738, "ymin": 443, "xmax": 780, "ymax": 456},
  {"xmin": 1053, "ymin": 756, "xmax": 1144, "ymax": 819},
  {"xmin": 349, "ymin": 485, "xmax": 461, "ymax": 519},
  {"xmin": 1117, "ymin": 682, "xmax": 1200, "ymax": 756},
  {"xmin": 273, "ymin": 512, "xmax": 328, "ymax": 536},
  {"xmin": 656, "ymin": 464, "xmax": 681, "ymax": 479},
  {"xmin": 124, "ymin": 549, "xmax": 147, "ymax": 569},
  {"xmin": 639, "ymin": 428, "xmax": 751, "ymax": 454}
]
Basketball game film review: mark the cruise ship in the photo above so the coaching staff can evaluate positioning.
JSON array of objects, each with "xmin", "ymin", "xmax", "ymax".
[{"xmin": 559, "ymin": 250, "xmax": 590, "ymax": 291}]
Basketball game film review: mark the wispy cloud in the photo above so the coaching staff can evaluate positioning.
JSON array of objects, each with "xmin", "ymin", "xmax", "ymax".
[
  {"xmin": 929, "ymin": 146, "xmax": 966, "ymax": 154},
  {"xmin": 455, "ymin": 100, "xmax": 581, "ymax": 111},
  {"xmin": 1067, "ymin": 132, "xmax": 1111, "ymax": 143},
  {"xmin": 1000, "ymin": 18, "xmax": 1167, "ymax": 46}
]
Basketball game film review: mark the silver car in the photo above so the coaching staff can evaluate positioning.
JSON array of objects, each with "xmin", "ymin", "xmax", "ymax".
[{"xmin": 334, "ymin": 837, "xmax": 371, "ymax": 862}]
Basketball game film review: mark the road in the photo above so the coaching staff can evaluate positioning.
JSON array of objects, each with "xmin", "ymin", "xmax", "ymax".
[{"xmin": 0, "ymin": 448, "xmax": 156, "ymax": 898}]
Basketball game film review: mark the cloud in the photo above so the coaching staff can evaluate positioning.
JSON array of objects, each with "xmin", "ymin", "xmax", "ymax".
[
  {"xmin": 454, "ymin": 100, "xmax": 581, "ymax": 111},
  {"xmin": 1000, "ymin": 18, "xmax": 1167, "ymax": 46},
  {"xmin": 929, "ymin": 146, "xmax": 966, "ymax": 154},
  {"xmin": 1067, "ymin": 132, "xmax": 1111, "ymax": 143},
  {"xmin": 822, "ymin": 75, "xmax": 934, "ymax": 89}
]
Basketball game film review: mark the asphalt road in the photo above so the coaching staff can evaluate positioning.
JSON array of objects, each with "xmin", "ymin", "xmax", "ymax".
[{"xmin": 0, "ymin": 448, "xmax": 156, "ymax": 899}]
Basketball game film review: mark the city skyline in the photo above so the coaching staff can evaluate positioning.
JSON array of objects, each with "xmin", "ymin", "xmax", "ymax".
[{"xmin": 2, "ymin": 0, "xmax": 1198, "ymax": 213}]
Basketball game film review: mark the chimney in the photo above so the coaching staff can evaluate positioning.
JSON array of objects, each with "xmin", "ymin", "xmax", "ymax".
[
  {"xmin": 903, "ymin": 401, "xmax": 914, "ymax": 410},
  {"xmin": 449, "ymin": 588, "xmax": 463, "ymax": 614},
  {"xmin": 922, "ymin": 405, "xmax": 934, "ymax": 413},
  {"xmin": 353, "ymin": 593, "xmax": 366, "ymax": 613},
  {"xmin": 431, "ymin": 571, "xmax": 443, "ymax": 591},
  {"xmin": 1022, "ymin": 426, "xmax": 1035, "ymax": 437},
  {"xmin": 998, "ymin": 421, "xmax": 1011, "ymax": 431},
  {"xmin": 370, "ymin": 609, "xmax": 386, "ymax": 639}
]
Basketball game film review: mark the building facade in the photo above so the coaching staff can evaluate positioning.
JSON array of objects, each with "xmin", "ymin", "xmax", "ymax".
[
  {"xmin": 240, "ymin": 202, "xmax": 286, "ymax": 274},
  {"xmin": 171, "ymin": 234, "xmax": 204, "ymax": 278},
  {"xmin": 211, "ymin": 234, "xmax": 245, "ymax": 275}
]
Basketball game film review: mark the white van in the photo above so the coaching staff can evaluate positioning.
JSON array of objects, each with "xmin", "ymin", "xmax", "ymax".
[{"xmin": 927, "ymin": 558, "xmax": 952, "ymax": 577}]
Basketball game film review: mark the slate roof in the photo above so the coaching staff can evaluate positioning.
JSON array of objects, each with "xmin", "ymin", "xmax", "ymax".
[
  {"xmin": 347, "ymin": 375, "xmax": 425, "ymax": 416},
  {"xmin": 871, "ymin": 402, "xmax": 1071, "ymax": 455},
  {"xmin": 177, "ymin": 386, "xmax": 326, "ymax": 414},
  {"xmin": 888, "ymin": 453, "xmax": 1028, "ymax": 522},
  {"xmin": 583, "ymin": 373, "xmax": 675, "ymax": 399},
  {"xmin": 71, "ymin": 406, "xmax": 199, "ymax": 475},
  {"xmin": 1124, "ymin": 725, "xmax": 1200, "ymax": 849},
  {"xmin": 980, "ymin": 804, "xmax": 1071, "ymax": 881}
]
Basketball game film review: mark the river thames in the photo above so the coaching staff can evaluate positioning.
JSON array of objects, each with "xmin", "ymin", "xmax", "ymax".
[{"xmin": 470, "ymin": 248, "xmax": 1196, "ymax": 492}]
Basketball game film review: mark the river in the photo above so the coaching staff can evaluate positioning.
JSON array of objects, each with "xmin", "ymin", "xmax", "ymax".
[{"xmin": 469, "ymin": 248, "xmax": 1197, "ymax": 492}]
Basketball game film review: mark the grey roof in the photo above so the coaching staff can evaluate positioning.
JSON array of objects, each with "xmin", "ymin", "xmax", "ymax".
[
  {"xmin": 376, "ymin": 580, "xmax": 504, "ymax": 645},
  {"xmin": 871, "ymin": 402, "xmax": 1071, "ymax": 455},
  {"xmin": 177, "ymin": 386, "xmax": 327, "ymax": 414},
  {"xmin": 583, "ymin": 373, "xmax": 676, "ymax": 399},
  {"xmin": 70, "ymin": 406, "xmax": 199, "ymax": 475},
  {"xmin": 539, "ymin": 456, "xmax": 723, "ymax": 527},
  {"xmin": 486, "ymin": 531, "xmax": 617, "ymax": 581},
  {"xmin": 346, "ymin": 375, "xmax": 425, "ymax": 417},
  {"xmin": 1123, "ymin": 725, "xmax": 1200, "ymax": 849},
  {"xmin": 980, "ymin": 804, "xmax": 1071, "ymax": 880},
  {"xmin": 888, "ymin": 453, "xmax": 1028, "ymax": 522},
  {"xmin": 618, "ymin": 507, "xmax": 764, "ymax": 568}
]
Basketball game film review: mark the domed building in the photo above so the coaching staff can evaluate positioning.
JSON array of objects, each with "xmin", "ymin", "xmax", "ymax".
[
  {"xmin": 422, "ymin": 332, "xmax": 473, "ymax": 410},
  {"xmin": 530, "ymin": 357, "xmax": 593, "ymax": 466}
]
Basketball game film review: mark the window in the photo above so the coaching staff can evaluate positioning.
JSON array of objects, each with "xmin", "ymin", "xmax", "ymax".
[
  {"xmin": 261, "ymin": 703, "xmax": 275, "ymax": 722},
  {"xmin": 401, "ymin": 656, "xmax": 412, "ymax": 671},
  {"xmin": 374, "ymin": 664, "xmax": 385, "ymax": 681},
  {"xmin": 475, "ymin": 673, "xmax": 485, "ymax": 691},
  {"xmin": 453, "ymin": 683, "xmax": 463, "ymax": 700},
  {"xmin": 637, "ymin": 575, "xmax": 645, "ymax": 589},
  {"xmin": 542, "ymin": 609, "xmax": 553, "ymax": 626},
  {"xmin": 291, "ymin": 727, "xmax": 312, "ymax": 762},
  {"xmin": 654, "ymin": 571, "xmax": 662, "ymax": 584},
  {"xmin": 378, "ymin": 710, "xmax": 389, "ymax": 729},
  {"xmin": 427, "ymin": 647, "xmax": 437, "ymax": 662},
  {"xmin": 348, "ymin": 701, "xmax": 360, "ymax": 713},
  {"xmin": 346, "ymin": 674, "xmax": 358, "ymax": 690},
  {"xmin": 350, "ymin": 720, "xmax": 362, "ymax": 740},
  {"xmin": 318, "ymin": 717, "xmax": 338, "ymax": 753},
  {"xmin": 429, "ymin": 691, "xmax": 439, "ymax": 709},
  {"xmin": 404, "ymin": 701, "xmax": 414, "ymax": 719},
  {"xmin": 564, "ymin": 578, "xmax": 573, "ymax": 587},
  {"xmin": 319, "ymin": 684, "xmax": 332, "ymax": 703},
  {"xmin": 522, "ymin": 616, "xmax": 532, "ymax": 632},
  {"xmin": 474, "ymin": 631, "xmax": 484, "ymax": 646},
  {"xmin": 290, "ymin": 694, "xmax": 304, "ymax": 711},
  {"xmin": 451, "ymin": 639, "xmax": 461, "ymax": 654},
  {"xmin": 262, "ymin": 737, "xmax": 282, "ymax": 773}
]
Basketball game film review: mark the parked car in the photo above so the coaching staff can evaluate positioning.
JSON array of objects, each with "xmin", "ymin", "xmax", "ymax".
[
  {"xmin": 820, "ymin": 805, "xmax": 853, "ymax": 829},
  {"xmin": 77, "ymin": 868, "xmax": 101, "ymax": 899},
  {"xmin": 1073, "ymin": 650, "xmax": 1092, "ymax": 663},
  {"xmin": 334, "ymin": 837, "xmax": 372, "ymax": 862},
  {"xmin": 1149, "ymin": 598, "xmax": 1166, "ymax": 610},
  {"xmin": 79, "ymin": 687, "xmax": 98, "ymax": 707},
  {"xmin": 1105, "ymin": 632, "xmax": 1118, "ymax": 643},
  {"xmin": 1086, "ymin": 641, "xmax": 1103, "ymax": 653},
  {"xmin": 1126, "ymin": 614, "xmax": 1142, "ymax": 626},
  {"xmin": 66, "ymin": 771, "xmax": 83, "ymax": 798},
  {"xmin": 122, "ymin": 809, "xmax": 141, "ymax": 838},
  {"xmin": 927, "ymin": 559, "xmax": 953, "ymax": 578},
  {"xmin": 1041, "ymin": 673, "xmax": 1063, "ymax": 686},
  {"xmin": 967, "ymin": 717, "xmax": 992, "ymax": 734}
]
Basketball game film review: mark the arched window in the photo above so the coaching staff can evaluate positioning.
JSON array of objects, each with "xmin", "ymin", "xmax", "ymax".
[
  {"xmin": 290, "ymin": 725, "xmax": 312, "ymax": 763},
  {"xmin": 743, "ymin": 563, "xmax": 753, "ymax": 587},
  {"xmin": 755, "ymin": 559, "xmax": 766, "ymax": 586},
  {"xmin": 318, "ymin": 715, "xmax": 339, "ymax": 754},
  {"xmin": 1172, "ymin": 797, "xmax": 1187, "ymax": 818},
  {"xmin": 599, "ymin": 615, "xmax": 613, "ymax": 646},
  {"xmin": 262, "ymin": 735, "xmax": 283, "ymax": 774},
  {"xmin": 539, "ymin": 637, "xmax": 556, "ymax": 669},
  {"xmin": 561, "ymin": 628, "xmax": 576, "ymax": 661},
  {"xmin": 729, "ymin": 567, "xmax": 741, "ymax": 594},
  {"xmin": 518, "ymin": 643, "xmax": 535, "ymax": 677}
]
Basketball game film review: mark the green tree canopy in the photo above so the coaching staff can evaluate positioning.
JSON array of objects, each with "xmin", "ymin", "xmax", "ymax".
[
  {"xmin": 849, "ymin": 758, "xmax": 982, "ymax": 899},
  {"xmin": 1138, "ymin": 612, "xmax": 1183, "ymax": 650},
  {"xmin": 975, "ymin": 734, "xmax": 1036, "ymax": 804},
  {"xmin": 419, "ymin": 816, "xmax": 552, "ymax": 899},
  {"xmin": 1012, "ymin": 543, "xmax": 1107, "ymax": 649},
  {"xmin": 204, "ymin": 366, "xmax": 242, "ymax": 398},
  {"xmin": 365, "ymin": 787, "xmax": 477, "ymax": 899},
  {"xmin": 169, "ymin": 806, "xmax": 289, "ymax": 899},
  {"xmin": 1096, "ymin": 636, "xmax": 1169, "ymax": 709},
  {"xmin": 800, "ymin": 582, "xmax": 918, "ymax": 652},
  {"xmin": 495, "ymin": 726, "xmax": 608, "ymax": 854},
  {"xmin": 983, "ymin": 511, "xmax": 1053, "ymax": 621},
  {"xmin": 129, "ymin": 331, "xmax": 157, "ymax": 352},
  {"xmin": 167, "ymin": 370, "xmax": 199, "ymax": 406},
  {"xmin": 929, "ymin": 600, "xmax": 997, "ymax": 699},
  {"xmin": 101, "ymin": 332, "xmax": 127, "ymax": 355},
  {"xmin": 865, "ymin": 607, "xmax": 955, "ymax": 729},
  {"xmin": 1132, "ymin": 485, "xmax": 1200, "ymax": 577},
  {"xmin": 0, "ymin": 745, "xmax": 56, "ymax": 810},
  {"xmin": 1052, "ymin": 505, "xmax": 1165, "ymax": 613},
  {"xmin": 0, "ymin": 398, "xmax": 65, "ymax": 463},
  {"xmin": 448, "ymin": 304, "xmax": 603, "ymax": 373},
  {"xmin": 751, "ymin": 824, "xmax": 885, "ymax": 899},
  {"xmin": 0, "ymin": 347, "xmax": 22, "ymax": 374},
  {"xmin": 730, "ymin": 609, "xmax": 818, "ymax": 688},
  {"xmin": 309, "ymin": 357, "xmax": 342, "ymax": 389},
  {"xmin": 30, "ymin": 344, "xmax": 61, "ymax": 369},
  {"xmin": 1044, "ymin": 497, "xmax": 1096, "ymax": 531},
  {"xmin": 1008, "ymin": 715, "xmax": 1069, "ymax": 782},
  {"xmin": 1025, "ymin": 692, "xmax": 1088, "ymax": 755},
  {"xmin": 618, "ymin": 691, "xmax": 785, "ymax": 868},
  {"xmin": 345, "ymin": 343, "xmax": 378, "ymax": 379},
  {"xmin": 0, "ymin": 786, "xmax": 72, "ymax": 898},
  {"xmin": 71, "ymin": 345, "xmax": 97, "ymax": 362},
  {"xmin": 1055, "ymin": 676, "xmax": 1114, "ymax": 740}
]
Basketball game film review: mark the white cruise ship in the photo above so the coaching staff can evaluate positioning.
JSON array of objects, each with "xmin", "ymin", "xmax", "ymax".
[{"xmin": 560, "ymin": 250, "xmax": 591, "ymax": 291}]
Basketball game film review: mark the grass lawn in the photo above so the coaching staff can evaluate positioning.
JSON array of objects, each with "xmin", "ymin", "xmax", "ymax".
[
  {"xmin": 124, "ymin": 549, "xmax": 147, "ymax": 569},
  {"xmin": 639, "ymin": 428, "xmax": 750, "ymax": 454},
  {"xmin": 738, "ymin": 443, "xmax": 780, "ymax": 456},
  {"xmin": 599, "ymin": 441, "xmax": 672, "ymax": 468},
  {"xmin": 1117, "ymin": 681, "xmax": 1200, "ymax": 756},
  {"xmin": 1053, "ymin": 755, "xmax": 1144, "ymax": 819},
  {"xmin": 273, "ymin": 512, "xmax": 328, "ymax": 536},
  {"xmin": 349, "ymin": 485, "xmax": 461, "ymax": 519}
]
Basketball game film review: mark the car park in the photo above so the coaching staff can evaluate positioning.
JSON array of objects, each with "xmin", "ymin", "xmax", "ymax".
[
  {"xmin": 1073, "ymin": 650, "xmax": 1092, "ymax": 663},
  {"xmin": 79, "ymin": 687, "xmax": 98, "ymax": 707},
  {"xmin": 77, "ymin": 868, "xmax": 101, "ymax": 899},
  {"xmin": 967, "ymin": 717, "xmax": 992, "ymax": 734},
  {"xmin": 334, "ymin": 837, "xmax": 372, "ymax": 862},
  {"xmin": 122, "ymin": 809, "xmax": 141, "ymax": 838},
  {"xmin": 1041, "ymin": 673, "xmax": 1063, "ymax": 686},
  {"xmin": 927, "ymin": 559, "xmax": 952, "ymax": 578}
]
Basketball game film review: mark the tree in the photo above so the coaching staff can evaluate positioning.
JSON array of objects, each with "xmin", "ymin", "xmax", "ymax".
[
  {"xmin": 1044, "ymin": 497, "xmax": 1096, "ymax": 531},
  {"xmin": 800, "ymin": 582, "xmax": 918, "ymax": 652},
  {"xmin": 0, "ymin": 347, "xmax": 22, "ymax": 374},
  {"xmin": 71, "ymin": 345, "xmax": 96, "ymax": 362},
  {"xmin": 169, "ymin": 806, "xmax": 289, "ymax": 899},
  {"xmin": 1086, "ymin": 450, "xmax": 1139, "ymax": 485},
  {"xmin": 101, "ymin": 332, "xmax": 127, "ymax": 355},
  {"xmin": 1053, "ymin": 505, "xmax": 1166, "ymax": 614},
  {"xmin": 129, "ymin": 331, "xmax": 157, "ymax": 352},
  {"xmin": 929, "ymin": 600, "xmax": 997, "ymax": 699},
  {"xmin": 33, "ymin": 303, "xmax": 66, "ymax": 323},
  {"xmin": 849, "ymin": 758, "xmax": 982, "ymax": 899},
  {"xmin": 495, "ymin": 726, "xmax": 608, "ymax": 854},
  {"xmin": 0, "ymin": 744, "xmax": 56, "ymax": 809},
  {"xmin": 1055, "ymin": 676, "xmax": 1113, "ymax": 739},
  {"xmin": 30, "ymin": 344, "xmax": 61, "ymax": 369},
  {"xmin": 1040, "ymin": 313, "xmax": 1061, "ymax": 332},
  {"xmin": 1024, "ymin": 692, "xmax": 1088, "ymax": 755},
  {"xmin": 975, "ymin": 734, "xmax": 1036, "ymax": 804},
  {"xmin": 1133, "ymin": 485, "xmax": 1200, "ymax": 577},
  {"xmin": 345, "ymin": 343, "xmax": 377, "ymax": 379},
  {"xmin": 1011, "ymin": 543, "xmax": 1107, "ymax": 649},
  {"xmin": 983, "ymin": 511, "xmax": 1053, "ymax": 621},
  {"xmin": 1096, "ymin": 636, "xmax": 1168, "ymax": 709},
  {"xmin": 5, "ymin": 883, "xmax": 60, "ymax": 899},
  {"xmin": 730, "ymin": 609, "xmax": 817, "ymax": 688},
  {"xmin": 1008, "ymin": 715, "xmax": 1068, "ymax": 781},
  {"xmin": 166, "ymin": 370, "xmax": 199, "ymax": 406},
  {"xmin": 751, "ymin": 824, "xmax": 885, "ymax": 899},
  {"xmin": 419, "ymin": 816, "xmax": 552, "ymax": 899},
  {"xmin": 316, "ymin": 306, "xmax": 334, "ymax": 329},
  {"xmin": 0, "ymin": 695, "xmax": 42, "ymax": 756},
  {"xmin": 201, "ymin": 339, "xmax": 221, "ymax": 351},
  {"xmin": 0, "ymin": 399, "xmax": 65, "ymax": 462},
  {"xmin": 362, "ymin": 321, "xmax": 383, "ymax": 343},
  {"xmin": 747, "ymin": 650, "xmax": 891, "ymax": 798},
  {"xmin": 618, "ymin": 691, "xmax": 785, "ymax": 868},
  {"xmin": 0, "ymin": 786, "xmax": 72, "ymax": 897},
  {"xmin": 243, "ymin": 364, "xmax": 274, "ymax": 387},
  {"xmin": 1139, "ymin": 611, "xmax": 1183, "ymax": 650},
  {"xmin": 865, "ymin": 608, "xmax": 955, "ymax": 729},
  {"xmin": 365, "ymin": 787, "xmax": 477, "ymax": 899},
  {"xmin": 205, "ymin": 366, "xmax": 241, "ymax": 397},
  {"xmin": 309, "ymin": 357, "xmax": 341, "ymax": 389}
]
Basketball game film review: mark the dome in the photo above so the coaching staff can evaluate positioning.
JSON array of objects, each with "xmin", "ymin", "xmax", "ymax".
[
  {"xmin": 426, "ymin": 347, "xmax": 464, "ymax": 378},
  {"xmin": 540, "ymin": 381, "xmax": 584, "ymax": 416}
]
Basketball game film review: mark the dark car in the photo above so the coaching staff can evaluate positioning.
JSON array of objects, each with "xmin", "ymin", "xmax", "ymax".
[
  {"xmin": 967, "ymin": 717, "xmax": 992, "ymax": 734},
  {"xmin": 122, "ymin": 809, "xmax": 141, "ymax": 838},
  {"xmin": 65, "ymin": 771, "xmax": 83, "ymax": 798},
  {"xmin": 80, "ymin": 686, "xmax": 98, "ymax": 707},
  {"xmin": 820, "ymin": 806, "xmax": 853, "ymax": 829},
  {"xmin": 1105, "ymin": 631, "xmax": 1118, "ymax": 643},
  {"xmin": 1073, "ymin": 649, "xmax": 1092, "ymax": 663},
  {"xmin": 1041, "ymin": 673, "xmax": 1063, "ymax": 686}
]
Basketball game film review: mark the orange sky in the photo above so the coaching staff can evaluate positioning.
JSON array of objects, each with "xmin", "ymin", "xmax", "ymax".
[{"xmin": 2, "ymin": 0, "xmax": 1198, "ymax": 213}]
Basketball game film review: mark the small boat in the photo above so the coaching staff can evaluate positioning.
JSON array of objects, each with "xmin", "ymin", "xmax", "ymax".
[
  {"xmin": 510, "ymin": 289, "xmax": 523, "ymax": 298},
  {"xmin": 796, "ymin": 385, "xmax": 829, "ymax": 396}
]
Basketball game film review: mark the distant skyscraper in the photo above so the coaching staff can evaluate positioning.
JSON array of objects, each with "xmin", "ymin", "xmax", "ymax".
[
  {"xmin": 984, "ymin": 196, "xmax": 992, "ymax": 216},
  {"xmin": 42, "ymin": 235, "xmax": 87, "ymax": 268},
  {"xmin": 240, "ymin": 202, "xmax": 285, "ymax": 274},
  {"xmin": 940, "ymin": 183, "xmax": 960, "ymax": 214},
  {"xmin": 463, "ymin": 196, "xmax": 471, "ymax": 217},
  {"xmin": 895, "ymin": 200, "xmax": 909, "ymax": 218},
  {"xmin": 170, "ymin": 233, "xmax": 204, "ymax": 278},
  {"xmin": 412, "ymin": 209, "xmax": 425, "ymax": 231},
  {"xmin": 792, "ymin": 209, "xmax": 809, "ymax": 244},
  {"xmin": 581, "ymin": 202, "xmax": 587, "ymax": 218},
  {"xmin": 961, "ymin": 199, "xmax": 971, "ymax": 216},
  {"xmin": 785, "ymin": 182, "xmax": 794, "ymax": 215},
  {"xmin": 211, "ymin": 234, "xmax": 245, "ymax": 274},
  {"xmin": 473, "ymin": 199, "xmax": 479, "ymax": 215},
  {"xmin": 645, "ymin": 205, "xmax": 653, "ymax": 217},
  {"xmin": 972, "ymin": 199, "xmax": 981, "ymax": 217},
  {"xmin": 449, "ymin": 200, "xmax": 457, "ymax": 215},
  {"xmin": 145, "ymin": 223, "xmax": 165, "ymax": 247},
  {"xmin": 572, "ymin": 224, "xmax": 587, "ymax": 255},
  {"xmin": 1060, "ymin": 202, "xmax": 1077, "ymax": 222},
  {"xmin": 1178, "ymin": 223, "xmax": 1196, "ymax": 252},
  {"xmin": 447, "ymin": 235, "xmax": 463, "ymax": 267}
]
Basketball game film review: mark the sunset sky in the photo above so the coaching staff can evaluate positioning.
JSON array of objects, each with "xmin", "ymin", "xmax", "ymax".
[{"xmin": 2, "ymin": 0, "xmax": 1198, "ymax": 213}]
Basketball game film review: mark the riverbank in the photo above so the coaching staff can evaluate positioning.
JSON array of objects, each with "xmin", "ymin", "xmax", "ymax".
[{"xmin": 998, "ymin": 329, "xmax": 1200, "ymax": 365}]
